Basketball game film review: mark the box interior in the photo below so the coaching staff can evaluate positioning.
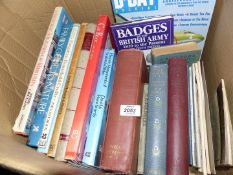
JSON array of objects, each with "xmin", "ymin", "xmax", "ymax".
[{"xmin": 0, "ymin": 0, "xmax": 232, "ymax": 174}]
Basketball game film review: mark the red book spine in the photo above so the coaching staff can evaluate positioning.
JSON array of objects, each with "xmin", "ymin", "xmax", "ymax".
[
  {"xmin": 65, "ymin": 16, "xmax": 111, "ymax": 161},
  {"xmin": 100, "ymin": 49, "xmax": 148, "ymax": 174},
  {"xmin": 166, "ymin": 58, "xmax": 189, "ymax": 175}
]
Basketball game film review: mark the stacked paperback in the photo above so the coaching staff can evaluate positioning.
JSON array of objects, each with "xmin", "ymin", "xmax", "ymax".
[{"xmin": 12, "ymin": 3, "xmax": 233, "ymax": 175}]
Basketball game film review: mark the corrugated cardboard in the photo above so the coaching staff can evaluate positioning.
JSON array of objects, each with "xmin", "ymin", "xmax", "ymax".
[{"xmin": 0, "ymin": 0, "xmax": 232, "ymax": 174}]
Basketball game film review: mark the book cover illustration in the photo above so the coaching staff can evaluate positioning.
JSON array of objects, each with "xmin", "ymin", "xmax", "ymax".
[
  {"xmin": 27, "ymin": 23, "xmax": 73, "ymax": 147},
  {"xmin": 111, "ymin": 0, "xmax": 216, "ymax": 50},
  {"xmin": 111, "ymin": 16, "xmax": 174, "ymax": 64}
]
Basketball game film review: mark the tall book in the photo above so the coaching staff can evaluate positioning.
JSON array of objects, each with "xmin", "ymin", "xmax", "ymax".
[
  {"xmin": 191, "ymin": 64, "xmax": 201, "ymax": 169},
  {"xmin": 209, "ymin": 92, "xmax": 221, "ymax": 166},
  {"xmin": 217, "ymin": 79, "xmax": 233, "ymax": 166},
  {"xmin": 13, "ymin": 7, "xmax": 72, "ymax": 136},
  {"xmin": 144, "ymin": 64, "xmax": 168, "ymax": 175},
  {"xmin": 100, "ymin": 49, "xmax": 148, "ymax": 174},
  {"xmin": 27, "ymin": 23, "xmax": 73, "ymax": 147},
  {"xmin": 47, "ymin": 23, "xmax": 87, "ymax": 157},
  {"xmin": 201, "ymin": 62, "xmax": 216, "ymax": 174},
  {"xmin": 137, "ymin": 83, "xmax": 148, "ymax": 174},
  {"xmin": 65, "ymin": 16, "xmax": 111, "ymax": 161},
  {"xmin": 37, "ymin": 24, "xmax": 80, "ymax": 153},
  {"xmin": 55, "ymin": 23, "xmax": 96, "ymax": 161},
  {"xmin": 194, "ymin": 62, "xmax": 210, "ymax": 174},
  {"xmin": 166, "ymin": 58, "xmax": 188, "ymax": 175},
  {"xmin": 82, "ymin": 49, "xmax": 116, "ymax": 166}
]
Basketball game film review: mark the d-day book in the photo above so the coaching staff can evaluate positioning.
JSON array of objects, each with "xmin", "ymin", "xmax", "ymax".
[{"xmin": 111, "ymin": 0, "xmax": 216, "ymax": 50}]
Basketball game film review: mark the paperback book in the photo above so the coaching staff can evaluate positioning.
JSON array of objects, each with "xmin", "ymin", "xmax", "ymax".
[
  {"xmin": 111, "ymin": 0, "xmax": 216, "ymax": 50},
  {"xmin": 13, "ymin": 7, "xmax": 72, "ymax": 136},
  {"xmin": 37, "ymin": 24, "xmax": 80, "ymax": 153},
  {"xmin": 27, "ymin": 23, "xmax": 73, "ymax": 147},
  {"xmin": 111, "ymin": 16, "xmax": 174, "ymax": 65}
]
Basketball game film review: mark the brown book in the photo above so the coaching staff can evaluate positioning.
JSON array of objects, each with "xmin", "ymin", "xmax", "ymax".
[
  {"xmin": 166, "ymin": 58, "xmax": 189, "ymax": 175},
  {"xmin": 100, "ymin": 49, "xmax": 148, "ymax": 174}
]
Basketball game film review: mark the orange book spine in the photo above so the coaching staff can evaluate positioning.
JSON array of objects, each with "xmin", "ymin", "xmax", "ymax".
[{"xmin": 65, "ymin": 16, "xmax": 111, "ymax": 161}]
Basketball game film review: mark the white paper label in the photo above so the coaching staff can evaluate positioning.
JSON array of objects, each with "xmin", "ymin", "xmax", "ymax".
[{"xmin": 120, "ymin": 105, "xmax": 141, "ymax": 117}]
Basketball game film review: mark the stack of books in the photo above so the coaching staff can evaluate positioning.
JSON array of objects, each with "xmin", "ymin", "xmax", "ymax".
[{"xmin": 12, "ymin": 3, "xmax": 233, "ymax": 175}]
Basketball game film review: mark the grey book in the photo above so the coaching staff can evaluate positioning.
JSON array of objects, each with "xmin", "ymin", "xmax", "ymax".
[{"xmin": 144, "ymin": 64, "xmax": 168, "ymax": 175}]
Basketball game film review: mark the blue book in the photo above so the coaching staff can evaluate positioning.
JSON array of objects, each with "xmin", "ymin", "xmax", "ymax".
[
  {"xmin": 111, "ymin": 0, "xmax": 216, "ymax": 50},
  {"xmin": 188, "ymin": 66, "xmax": 193, "ymax": 165},
  {"xmin": 144, "ymin": 64, "xmax": 168, "ymax": 175},
  {"xmin": 27, "ymin": 21, "xmax": 73, "ymax": 147},
  {"xmin": 82, "ymin": 49, "xmax": 116, "ymax": 166},
  {"xmin": 37, "ymin": 24, "xmax": 80, "ymax": 153},
  {"xmin": 110, "ymin": 17, "xmax": 174, "ymax": 65}
]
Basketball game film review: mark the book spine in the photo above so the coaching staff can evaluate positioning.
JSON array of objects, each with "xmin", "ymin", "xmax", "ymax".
[
  {"xmin": 166, "ymin": 58, "xmax": 188, "ymax": 175},
  {"xmin": 82, "ymin": 49, "xmax": 116, "ymax": 166},
  {"xmin": 192, "ymin": 64, "xmax": 201, "ymax": 168},
  {"xmin": 144, "ymin": 64, "xmax": 168, "ymax": 175},
  {"xmin": 37, "ymin": 24, "xmax": 80, "ymax": 153},
  {"xmin": 65, "ymin": 16, "xmax": 111, "ymax": 161},
  {"xmin": 188, "ymin": 66, "xmax": 193, "ymax": 165},
  {"xmin": 27, "ymin": 24, "xmax": 73, "ymax": 147},
  {"xmin": 47, "ymin": 23, "xmax": 87, "ymax": 157},
  {"xmin": 189, "ymin": 66, "xmax": 197, "ymax": 167},
  {"xmin": 100, "ymin": 49, "xmax": 148, "ymax": 174},
  {"xmin": 137, "ymin": 83, "xmax": 148, "ymax": 174},
  {"xmin": 55, "ymin": 24, "xmax": 96, "ymax": 161},
  {"xmin": 13, "ymin": 7, "xmax": 71, "ymax": 135}
]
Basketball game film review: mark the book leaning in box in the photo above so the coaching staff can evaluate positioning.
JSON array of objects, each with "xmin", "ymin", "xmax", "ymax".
[{"xmin": 13, "ymin": 7, "xmax": 71, "ymax": 136}]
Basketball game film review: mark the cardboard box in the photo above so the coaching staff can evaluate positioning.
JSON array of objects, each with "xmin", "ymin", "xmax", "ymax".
[{"xmin": 0, "ymin": 0, "xmax": 232, "ymax": 174}]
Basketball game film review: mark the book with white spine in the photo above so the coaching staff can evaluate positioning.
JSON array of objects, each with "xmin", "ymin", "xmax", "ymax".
[
  {"xmin": 37, "ymin": 24, "xmax": 80, "ymax": 153},
  {"xmin": 55, "ymin": 23, "xmax": 96, "ymax": 161},
  {"xmin": 13, "ymin": 7, "xmax": 71, "ymax": 136}
]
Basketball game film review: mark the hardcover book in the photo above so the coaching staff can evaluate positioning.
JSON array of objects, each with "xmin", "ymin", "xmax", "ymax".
[
  {"xmin": 37, "ymin": 24, "xmax": 80, "ymax": 153},
  {"xmin": 47, "ymin": 23, "xmax": 87, "ymax": 157},
  {"xmin": 100, "ymin": 49, "xmax": 148, "ymax": 174},
  {"xmin": 144, "ymin": 64, "xmax": 168, "ymax": 175},
  {"xmin": 111, "ymin": 16, "xmax": 174, "ymax": 65},
  {"xmin": 27, "ymin": 23, "xmax": 73, "ymax": 147},
  {"xmin": 13, "ymin": 7, "xmax": 72, "ymax": 136},
  {"xmin": 55, "ymin": 23, "xmax": 96, "ymax": 161},
  {"xmin": 167, "ymin": 58, "xmax": 188, "ymax": 175},
  {"xmin": 137, "ymin": 83, "xmax": 148, "ymax": 174},
  {"xmin": 149, "ymin": 42, "xmax": 201, "ymax": 65},
  {"xmin": 82, "ymin": 49, "xmax": 116, "ymax": 166},
  {"xmin": 111, "ymin": 0, "xmax": 216, "ymax": 50},
  {"xmin": 66, "ymin": 16, "xmax": 111, "ymax": 161}
]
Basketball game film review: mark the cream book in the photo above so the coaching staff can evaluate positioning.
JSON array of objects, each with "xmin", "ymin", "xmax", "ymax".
[
  {"xmin": 137, "ymin": 84, "xmax": 148, "ymax": 174},
  {"xmin": 217, "ymin": 79, "xmax": 233, "ymax": 166}
]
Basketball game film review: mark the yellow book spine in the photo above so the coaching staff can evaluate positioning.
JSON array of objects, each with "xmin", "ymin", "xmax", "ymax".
[{"xmin": 47, "ymin": 23, "xmax": 87, "ymax": 157}]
